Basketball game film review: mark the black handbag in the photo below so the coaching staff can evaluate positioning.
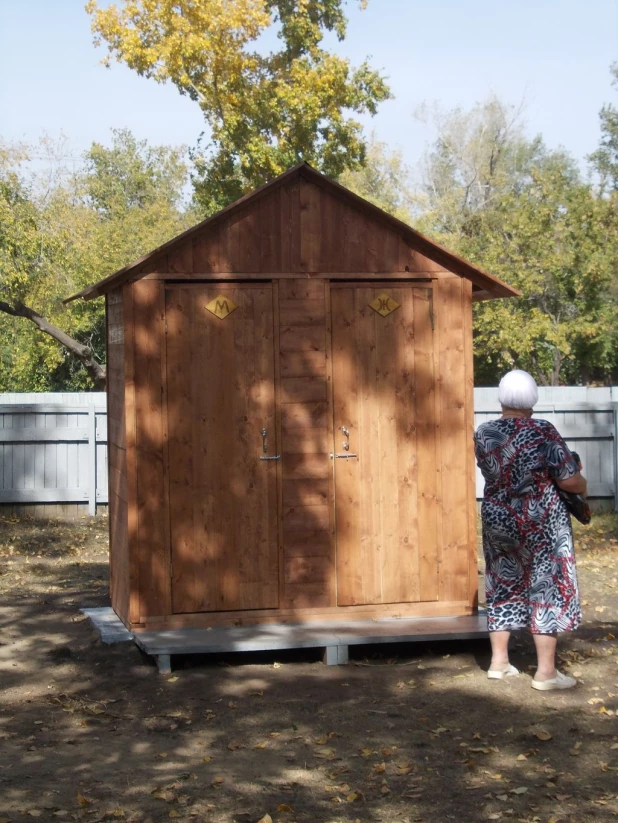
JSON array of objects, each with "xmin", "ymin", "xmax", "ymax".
[{"xmin": 557, "ymin": 452, "xmax": 591, "ymax": 525}]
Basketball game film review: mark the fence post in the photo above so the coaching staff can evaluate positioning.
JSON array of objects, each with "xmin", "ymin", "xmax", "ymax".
[
  {"xmin": 613, "ymin": 402, "xmax": 618, "ymax": 513},
  {"xmin": 88, "ymin": 404, "xmax": 97, "ymax": 516}
]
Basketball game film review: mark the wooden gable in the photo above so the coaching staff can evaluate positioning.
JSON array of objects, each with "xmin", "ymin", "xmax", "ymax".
[
  {"xmin": 65, "ymin": 163, "xmax": 520, "ymax": 303},
  {"xmin": 142, "ymin": 176, "xmax": 445, "ymax": 278}
]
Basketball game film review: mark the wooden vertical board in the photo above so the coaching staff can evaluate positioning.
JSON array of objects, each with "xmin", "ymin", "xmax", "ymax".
[
  {"xmin": 373, "ymin": 288, "xmax": 400, "ymax": 602},
  {"xmin": 260, "ymin": 189, "xmax": 281, "ymax": 272},
  {"xmin": 382, "ymin": 228, "xmax": 400, "ymax": 272},
  {"xmin": 346, "ymin": 211, "xmax": 367, "ymax": 273},
  {"xmin": 218, "ymin": 217, "xmax": 233, "ymax": 272},
  {"xmin": 106, "ymin": 290, "xmax": 130, "ymax": 624},
  {"xmin": 299, "ymin": 180, "xmax": 321, "ymax": 272},
  {"xmin": 159, "ymin": 282, "xmax": 173, "ymax": 617},
  {"xmin": 278, "ymin": 279, "xmax": 332, "ymax": 608},
  {"xmin": 165, "ymin": 287, "xmax": 197, "ymax": 612},
  {"xmin": 379, "ymin": 287, "xmax": 421, "ymax": 603},
  {"xmin": 123, "ymin": 283, "xmax": 141, "ymax": 624},
  {"xmin": 280, "ymin": 178, "xmax": 301, "ymax": 272},
  {"xmin": 364, "ymin": 219, "xmax": 385, "ymax": 272},
  {"xmin": 273, "ymin": 281, "xmax": 285, "ymax": 608},
  {"xmin": 319, "ymin": 190, "xmax": 343, "ymax": 272},
  {"xmin": 236, "ymin": 205, "xmax": 260, "ymax": 272},
  {"xmin": 192, "ymin": 226, "xmax": 220, "ymax": 273},
  {"xmin": 358, "ymin": 288, "xmax": 382, "ymax": 603},
  {"xmin": 324, "ymin": 281, "xmax": 337, "ymax": 605},
  {"xmin": 436, "ymin": 279, "xmax": 470, "ymax": 602},
  {"xmin": 228, "ymin": 212, "xmax": 243, "ymax": 272},
  {"xmin": 201, "ymin": 286, "xmax": 236, "ymax": 608},
  {"xmin": 168, "ymin": 239, "xmax": 193, "ymax": 273},
  {"xmin": 413, "ymin": 287, "xmax": 440, "ymax": 601},
  {"xmin": 332, "ymin": 288, "xmax": 369, "ymax": 604},
  {"xmin": 462, "ymin": 280, "xmax": 478, "ymax": 609},
  {"xmin": 132, "ymin": 280, "xmax": 171, "ymax": 618},
  {"xmin": 244, "ymin": 285, "xmax": 279, "ymax": 607}
]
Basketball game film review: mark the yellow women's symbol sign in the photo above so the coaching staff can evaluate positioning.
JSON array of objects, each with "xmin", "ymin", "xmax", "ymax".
[
  {"xmin": 369, "ymin": 293, "xmax": 401, "ymax": 317},
  {"xmin": 205, "ymin": 295, "xmax": 238, "ymax": 319}
]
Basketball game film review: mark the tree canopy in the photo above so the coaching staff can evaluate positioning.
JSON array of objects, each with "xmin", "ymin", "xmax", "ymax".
[
  {"xmin": 0, "ymin": 131, "xmax": 194, "ymax": 390},
  {"xmin": 86, "ymin": 0, "xmax": 391, "ymax": 214},
  {"xmin": 414, "ymin": 90, "xmax": 618, "ymax": 386},
  {"xmin": 1, "ymin": 9, "xmax": 616, "ymax": 391}
]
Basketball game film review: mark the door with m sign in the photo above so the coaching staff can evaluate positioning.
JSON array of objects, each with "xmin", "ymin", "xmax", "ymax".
[{"xmin": 165, "ymin": 284, "xmax": 280, "ymax": 613}]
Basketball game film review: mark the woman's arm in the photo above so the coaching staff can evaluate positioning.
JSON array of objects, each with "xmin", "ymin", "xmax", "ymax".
[{"xmin": 556, "ymin": 471, "xmax": 587, "ymax": 496}]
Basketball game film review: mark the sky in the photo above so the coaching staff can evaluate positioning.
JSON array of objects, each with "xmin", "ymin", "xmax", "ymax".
[{"xmin": 0, "ymin": 0, "xmax": 616, "ymax": 174}]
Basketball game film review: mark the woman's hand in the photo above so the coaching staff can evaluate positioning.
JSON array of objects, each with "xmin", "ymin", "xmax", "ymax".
[{"xmin": 557, "ymin": 472, "xmax": 587, "ymax": 496}]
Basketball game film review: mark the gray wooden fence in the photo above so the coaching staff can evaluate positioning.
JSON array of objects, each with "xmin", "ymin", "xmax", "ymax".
[
  {"xmin": 1, "ymin": 388, "xmax": 617, "ymax": 516},
  {"xmin": 0, "ymin": 393, "xmax": 107, "ymax": 516}
]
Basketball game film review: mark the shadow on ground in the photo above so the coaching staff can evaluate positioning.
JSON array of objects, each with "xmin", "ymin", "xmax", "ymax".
[{"xmin": 1, "ymin": 513, "xmax": 617, "ymax": 822}]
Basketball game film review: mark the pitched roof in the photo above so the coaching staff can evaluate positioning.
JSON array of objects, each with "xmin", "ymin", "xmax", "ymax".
[{"xmin": 64, "ymin": 162, "xmax": 520, "ymax": 303}]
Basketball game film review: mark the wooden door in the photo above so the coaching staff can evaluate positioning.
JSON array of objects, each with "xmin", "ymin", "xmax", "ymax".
[
  {"xmin": 165, "ymin": 284, "xmax": 279, "ymax": 613},
  {"xmin": 331, "ymin": 284, "xmax": 439, "ymax": 606}
]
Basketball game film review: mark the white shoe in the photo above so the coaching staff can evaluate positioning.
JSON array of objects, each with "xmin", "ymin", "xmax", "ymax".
[
  {"xmin": 487, "ymin": 664, "xmax": 520, "ymax": 680},
  {"xmin": 531, "ymin": 670, "xmax": 577, "ymax": 691}
]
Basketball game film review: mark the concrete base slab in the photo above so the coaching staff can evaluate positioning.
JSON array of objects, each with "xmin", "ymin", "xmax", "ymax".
[
  {"xmin": 133, "ymin": 613, "xmax": 488, "ymax": 673},
  {"xmin": 81, "ymin": 607, "xmax": 134, "ymax": 644}
]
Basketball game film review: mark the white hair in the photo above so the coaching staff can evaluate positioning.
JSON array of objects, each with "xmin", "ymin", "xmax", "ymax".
[{"xmin": 498, "ymin": 369, "xmax": 538, "ymax": 410}]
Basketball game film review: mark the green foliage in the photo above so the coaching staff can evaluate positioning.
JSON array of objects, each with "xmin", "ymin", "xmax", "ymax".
[
  {"xmin": 86, "ymin": 0, "xmax": 391, "ymax": 215},
  {"xmin": 0, "ymin": 131, "xmax": 193, "ymax": 391},
  {"xmin": 463, "ymin": 162, "xmax": 618, "ymax": 385},
  {"xmin": 415, "ymin": 94, "xmax": 618, "ymax": 386},
  {"xmin": 589, "ymin": 62, "xmax": 618, "ymax": 192}
]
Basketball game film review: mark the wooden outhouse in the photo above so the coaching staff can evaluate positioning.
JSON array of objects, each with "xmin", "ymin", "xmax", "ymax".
[{"xmin": 67, "ymin": 163, "xmax": 518, "ymax": 633}]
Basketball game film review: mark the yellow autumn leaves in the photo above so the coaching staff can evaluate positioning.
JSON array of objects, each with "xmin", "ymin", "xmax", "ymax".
[{"xmin": 85, "ymin": 0, "xmax": 391, "ymax": 213}]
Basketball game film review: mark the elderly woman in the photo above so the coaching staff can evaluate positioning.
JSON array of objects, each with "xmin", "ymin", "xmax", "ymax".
[{"xmin": 474, "ymin": 370, "xmax": 587, "ymax": 690}]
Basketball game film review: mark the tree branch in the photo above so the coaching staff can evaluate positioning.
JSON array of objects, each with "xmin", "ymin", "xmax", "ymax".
[{"xmin": 0, "ymin": 300, "xmax": 106, "ymax": 389}]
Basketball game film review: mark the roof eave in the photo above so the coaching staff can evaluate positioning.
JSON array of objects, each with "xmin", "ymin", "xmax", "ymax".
[{"xmin": 64, "ymin": 161, "xmax": 520, "ymax": 303}]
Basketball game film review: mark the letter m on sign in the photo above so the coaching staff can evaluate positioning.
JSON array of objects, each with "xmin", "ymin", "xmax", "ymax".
[{"xmin": 206, "ymin": 294, "xmax": 239, "ymax": 319}]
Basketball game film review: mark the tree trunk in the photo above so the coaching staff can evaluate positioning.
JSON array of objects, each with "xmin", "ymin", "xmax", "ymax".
[{"xmin": 0, "ymin": 300, "xmax": 106, "ymax": 390}]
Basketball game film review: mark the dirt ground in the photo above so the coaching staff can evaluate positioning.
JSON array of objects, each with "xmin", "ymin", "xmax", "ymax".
[{"xmin": 0, "ymin": 513, "xmax": 617, "ymax": 823}]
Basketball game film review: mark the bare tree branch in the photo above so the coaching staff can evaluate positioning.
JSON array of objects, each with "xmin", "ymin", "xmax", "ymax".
[{"xmin": 0, "ymin": 300, "xmax": 106, "ymax": 389}]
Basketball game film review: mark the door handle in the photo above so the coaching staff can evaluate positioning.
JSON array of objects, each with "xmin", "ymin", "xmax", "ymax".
[
  {"xmin": 259, "ymin": 427, "xmax": 280, "ymax": 460},
  {"xmin": 332, "ymin": 425, "xmax": 356, "ymax": 458}
]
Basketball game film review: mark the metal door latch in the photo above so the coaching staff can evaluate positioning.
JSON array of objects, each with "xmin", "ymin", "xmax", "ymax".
[
  {"xmin": 260, "ymin": 427, "xmax": 280, "ymax": 460},
  {"xmin": 331, "ymin": 424, "xmax": 357, "ymax": 458}
]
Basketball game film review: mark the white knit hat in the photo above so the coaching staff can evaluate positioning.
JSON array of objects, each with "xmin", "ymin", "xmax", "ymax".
[{"xmin": 498, "ymin": 369, "xmax": 539, "ymax": 410}]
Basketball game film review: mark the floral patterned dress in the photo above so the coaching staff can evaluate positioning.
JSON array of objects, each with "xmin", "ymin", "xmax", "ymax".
[{"xmin": 474, "ymin": 417, "xmax": 582, "ymax": 634}]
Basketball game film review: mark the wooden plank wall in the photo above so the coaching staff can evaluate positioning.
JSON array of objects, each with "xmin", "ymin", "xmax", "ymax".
[
  {"xmin": 106, "ymin": 290, "xmax": 130, "ymax": 623},
  {"xmin": 435, "ymin": 278, "xmax": 476, "ymax": 605},
  {"xmin": 130, "ymin": 280, "xmax": 171, "ymax": 620},
  {"xmin": 149, "ymin": 179, "xmax": 447, "ymax": 277},
  {"xmin": 278, "ymin": 280, "xmax": 335, "ymax": 609}
]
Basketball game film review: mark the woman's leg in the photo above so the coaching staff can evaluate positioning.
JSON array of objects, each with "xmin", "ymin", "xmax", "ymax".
[
  {"xmin": 489, "ymin": 630, "xmax": 512, "ymax": 670},
  {"xmin": 532, "ymin": 633, "xmax": 558, "ymax": 680}
]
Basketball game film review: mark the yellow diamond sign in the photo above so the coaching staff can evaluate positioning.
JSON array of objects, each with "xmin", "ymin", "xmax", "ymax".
[
  {"xmin": 205, "ymin": 295, "xmax": 238, "ymax": 319},
  {"xmin": 369, "ymin": 293, "xmax": 400, "ymax": 317}
]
